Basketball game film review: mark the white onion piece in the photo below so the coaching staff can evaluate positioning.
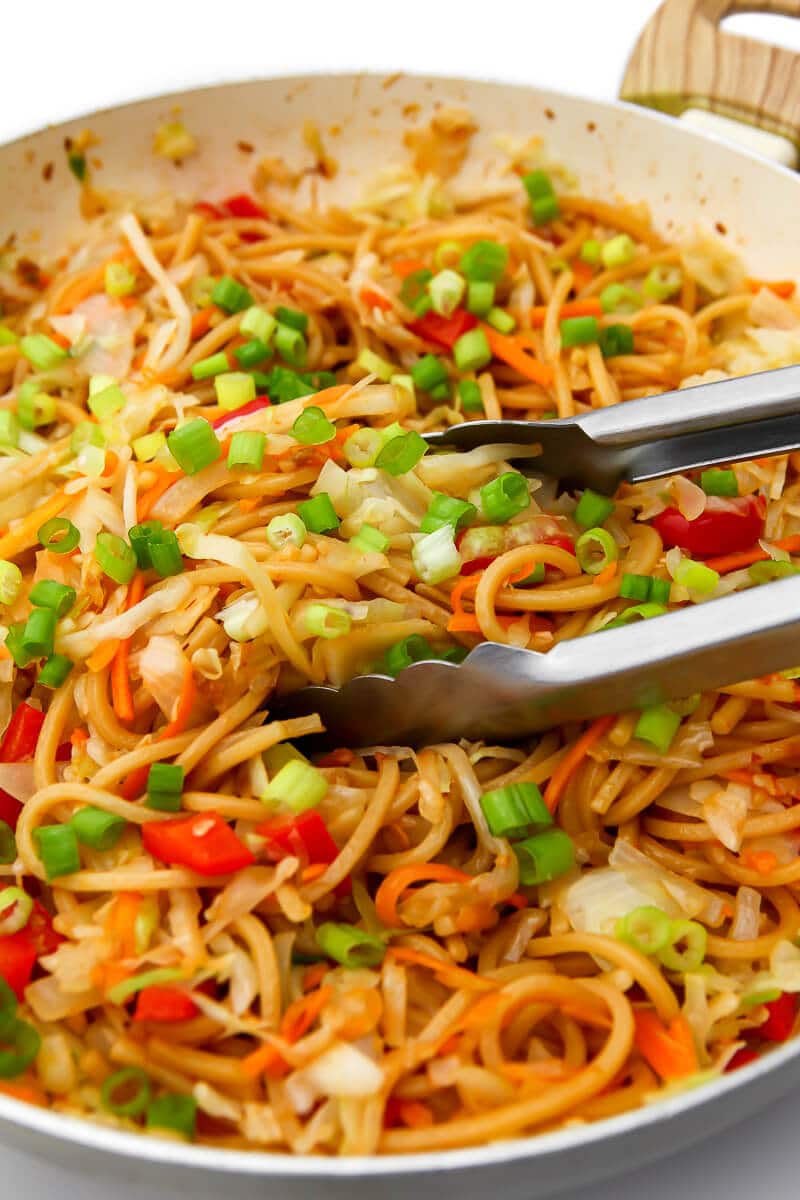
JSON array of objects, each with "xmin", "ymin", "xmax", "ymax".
[{"xmin": 730, "ymin": 887, "xmax": 762, "ymax": 941}]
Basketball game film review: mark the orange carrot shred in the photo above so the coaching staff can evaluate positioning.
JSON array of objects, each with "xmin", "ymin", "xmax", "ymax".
[
  {"xmin": 136, "ymin": 466, "xmax": 182, "ymax": 522},
  {"xmin": 110, "ymin": 573, "xmax": 146, "ymax": 723},
  {"xmin": 745, "ymin": 278, "xmax": 796, "ymax": 299},
  {"xmin": 375, "ymin": 862, "xmax": 474, "ymax": 928},
  {"xmin": 704, "ymin": 533, "xmax": 800, "ymax": 576},
  {"xmin": 391, "ymin": 258, "xmax": 426, "ymax": 278},
  {"xmin": 743, "ymin": 849, "xmax": 778, "ymax": 875},
  {"xmin": 190, "ymin": 306, "xmax": 216, "ymax": 340},
  {"xmin": 543, "ymin": 715, "xmax": 615, "ymax": 812},
  {"xmin": 397, "ymin": 1100, "xmax": 434, "ymax": 1128},
  {"xmin": 302, "ymin": 962, "xmax": 329, "ymax": 992},
  {"xmin": 86, "ymin": 640, "xmax": 121, "ymax": 673},
  {"xmin": 530, "ymin": 297, "xmax": 603, "ymax": 328},
  {"xmin": 482, "ymin": 324, "xmax": 554, "ymax": 388},
  {"xmin": 594, "ymin": 561, "xmax": 618, "ymax": 587},
  {"xmin": 633, "ymin": 1010, "xmax": 698, "ymax": 1080},
  {"xmin": 387, "ymin": 946, "xmax": 498, "ymax": 993}
]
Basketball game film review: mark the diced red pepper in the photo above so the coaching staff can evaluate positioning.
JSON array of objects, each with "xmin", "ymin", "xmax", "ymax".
[
  {"xmin": 193, "ymin": 201, "xmax": 224, "ymax": 220},
  {"xmin": 142, "ymin": 812, "xmax": 255, "ymax": 877},
  {"xmin": 315, "ymin": 748, "xmax": 355, "ymax": 768},
  {"xmin": 26, "ymin": 901, "xmax": 64, "ymax": 956},
  {"xmin": 759, "ymin": 992, "xmax": 797, "ymax": 1042},
  {"xmin": 55, "ymin": 742, "xmax": 71, "ymax": 763},
  {"xmin": 211, "ymin": 396, "xmax": 271, "ymax": 432},
  {"xmin": 383, "ymin": 1096, "xmax": 403, "ymax": 1128},
  {"xmin": 408, "ymin": 308, "xmax": 477, "ymax": 350},
  {"xmin": 223, "ymin": 193, "xmax": 268, "ymax": 220},
  {"xmin": 0, "ymin": 933, "xmax": 37, "ymax": 1000},
  {"xmin": 652, "ymin": 496, "xmax": 765, "ymax": 559},
  {"xmin": 257, "ymin": 808, "xmax": 351, "ymax": 896},
  {"xmin": 0, "ymin": 790, "xmax": 22, "ymax": 831},
  {"xmin": 360, "ymin": 287, "xmax": 393, "ymax": 312},
  {"xmin": 133, "ymin": 986, "xmax": 199, "ymax": 1023},
  {"xmin": 0, "ymin": 703, "xmax": 45, "ymax": 763},
  {"xmin": 726, "ymin": 1047, "xmax": 760, "ymax": 1072}
]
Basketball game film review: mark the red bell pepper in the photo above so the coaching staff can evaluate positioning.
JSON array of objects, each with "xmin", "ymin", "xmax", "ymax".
[
  {"xmin": 0, "ymin": 703, "xmax": 45, "ymax": 762},
  {"xmin": 759, "ymin": 992, "xmax": 797, "ymax": 1042},
  {"xmin": 725, "ymin": 1046, "xmax": 760, "ymax": 1072},
  {"xmin": 211, "ymin": 396, "xmax": 271, "ymax": 432},
  {"xmin": 26, "ymin": 901, "xmax": 63, "ymax": 956},
  {"xmin": 652, "ymin": 496, "xmax": 765, "ymax": 559},
  {"xmin": 0, "ymin": 791, "xmax": 22, "ymax": 831},
  {"xmin": 223, "ymin": 193, "xmax": 268, "ymax": 220},
  {"xmin": 257, "ymin": 808, "xmax": 351, "ymax": 896},
  {"xmin": 0, "ymin": 933, "xmax": 37, "ymax": 1000},
  {"xmin": 408, "ymin": 308, "xmax": 477, "ymax": 350},
  {"xmin": 133, "ymin": 986, "xmax": 199, "ymax": 1023},
  {"xmin": 142, "ymin": 812, "xmax": 255, "ymax": 876}
]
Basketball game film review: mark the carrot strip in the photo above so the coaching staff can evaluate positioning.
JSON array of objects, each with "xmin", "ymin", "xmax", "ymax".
[
  {"xmin": 110, "ymin": 573, "xmax": 146, "ymax": 722},
  {"xmin": 137, "ymin": 467, "xmax": 182, "ymax": 522},
  {"xmin": 302, "ymin": 962, "xmax": 329, "ymax": 993},
  {"xmin": 569, "ymin": 260, "xmax": 596, "ymax": 291},
  {"xmin": 594, "ymin": 561, "xmax": 618, "ymax": 587},
  {"xmin": 633, "ymin": 1010, "xmax": 698, "ymax": 1080},
  {"xmin": 543, "ymin": 715, "xmax": 615, "ymax": 812},
  {"xmin": 190, "ymin": 306, "xmax": 216, "ymax": 340},
  {"xmin": 530, "ymin": 297, "xmax": 603, "ymax": 328},
  {"xmin": 86, "ymin": 640, "xmax": 121, "ymax": 673},
  {"xmin": 745, "ymin": 278, "xmax": 796, "ymax": 299},
  {"xmin": 336, "ymin": 988, "xmax": 383, "ymax": 1039},
  {"xmin": 300, "ymin": 862, "xmax": 329, "ymax": 883},
  {"xmin": 743, "ymin": 849, "xmax": 778, "ymax": 875},
  {"xmin": 483, "ymin": 325, "xmax": 554, "ymax": 387},
  {"xmin": 397, "ymin": 1100, "xmax": 434, "ymax": 1128},
  {"xmin": 239, "ymin": 1040, "xmax": 286, "ymax": 1081},
  {"xmin": 704, "ymin": 533, "xmax": 800, "ymax": 575},
  {"xmin": 281, "ymin": 985, "xmax": 334, "ymax": 1042},
  {"xmin": 159, "ymin": 662, "xmax": 196, "ymax": 740},
  {"xmin": 387, "ymin": 946, "xmax": 497, "ymax": 993},
  {"xmin": 391, "ymin": 258, "xmax": 426, "ymax": 278},
  {"xmin": 54, "ymin": 250, "xmax": 132, "ymax": 315},
  {"xmin": 107, "ymin": 892, "xmax": 143, "ymax": 958},
  {"xmin": 375, "ymin": 863, "xmax": 474, "ymax": 928},
  {"xmin": 0, "ymin": 489, "xmax": 68, "ymax": 562},
  {"xmin": 0, "ymin": 1080, "xmax": 47, "ymax": 1106}
]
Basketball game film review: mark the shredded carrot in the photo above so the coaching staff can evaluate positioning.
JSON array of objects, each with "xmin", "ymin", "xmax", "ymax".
[
  {"xmin": 633, "ymin": 1010, "xmax": 698, "ymax": 1080},
  {"xmin": 237, "ymin": 498, "xmax": 259, "ymax": 514},
  {"xmin": 397, "ymin": 1100, "xmax": 434, "ymax": 1128},
  {"xmin": 70, "ymin": 727, "xmax": 89, "ymax": 747},
  {"xmin": 482, "ymin": 324, "xmax": 554, "ymax": 388},
  {"xmin": 0, "ymin": 489, "xmax": 69, "ymax": 562},
  {"xmin": 375, "ymin": 862, "xmax": 474, "ymax": 927},
  {"xmin": 745, "ymin": 278, "xmax": 796, "ymax": 299},
  {"xmin": 360, "ymin": 287, "xmax": 393, "ymax": 311},
  {"xmin": 391, "ymin": 258, "xmax": 426, "ymax": 278},
  {"xmin": 543, "ymin": 715, "xmax": 615, "ymax": 812},
  {"xmin": 94, "ymin": 962, "xmax": 133, "ymax": 994},
  {"xmin": 136, "ymin": 466, "xmax": 182, "ymax": 522},
  {"xmin": 569, "ymin": 260, "xmax": 596, "ymax": 291},
  {"xmin": 86, "ymin": 640, "xmax": 121, "ymax": 673},
  {"xmin": 447, "ymin": 612, "xmax": 482, "ymax": 634},
  {"xmin": 387, "ymin": 946, "xmax": 498, "ymax": 993},
  {"xmin": 101, "ymin": 450, "xmax": 119, "ymax": 479},
  {"xmin": 107, "ymin": 891, "xmax": 143, "ymax": 958},
  {"xmin": 190, "ymin": 306, "xmax": 216, "ymax": 340},
  {"xmin": 239, "ymin": 1040, "xmax": 287, "ymax": 1081},
  {"xmin": 594, "ymin": 561, "xmax": 618, "ymax": 587},
  {"xmin": 704, "ymin": 533, "xmax": 800, "ymax": 575},
  {"xmin": 743, "ymin": 849, "xmax": 778, "ymax": 875},
  {"xmin": 0, "ymin": 1079, "xmax": 47, "ymax": 1107},
  {"xmin": 300, "ymin": 862, "xmax": 329, "ymax": 883},
  {"xmin": 302, "ymin": 962, "xmax": 328, "ymax": 992},
  {"xmin": 110, "ymin": 573, "xmax": 145, "ymax": 723},
  {"xmin": 241, "ymin": 985, "xmax": 334, "ymax": 1079},
  {"xmin": 530, "ymin": 297, "xmax": 602, "ymax": 328},
  {"xmin": 159, "ymin": 662, "xmax": 196, "ymax": 740},
  {"xmin": 337, "ymin": 987, "xmax": 383, "ymax": 1039},
  {"xmin": 54, "ymin": 250, "xmax": 131, "ymax": 315},
  {"xmin": 452, "ymin": 902, "xmax": 497, "ymax": 933},
  {"xmin": 49, "ymin": 330, "xmax": 71, "ymax": 351}
]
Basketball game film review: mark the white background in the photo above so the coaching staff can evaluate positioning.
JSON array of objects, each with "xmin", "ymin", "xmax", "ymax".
[{"xmin": 4, "ymin": 0, "xmax": 800, "ymax": 1195}]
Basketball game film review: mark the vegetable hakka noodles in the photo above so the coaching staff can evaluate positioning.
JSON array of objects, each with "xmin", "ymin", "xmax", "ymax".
[{"xmin": 0, "ymin": 108, "xmax": 799, "ymax": 1155}]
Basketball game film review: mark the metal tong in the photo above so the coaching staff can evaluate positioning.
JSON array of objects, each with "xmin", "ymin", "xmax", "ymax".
[{"xmin": 280, "ymin": 365, "xmax": 800, "ymax": 747}]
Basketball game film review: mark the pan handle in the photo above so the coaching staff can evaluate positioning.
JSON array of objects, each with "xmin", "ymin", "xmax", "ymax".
[{"xmin": 620, "ymin": 0, "xmax": 800, "ymax": 164}]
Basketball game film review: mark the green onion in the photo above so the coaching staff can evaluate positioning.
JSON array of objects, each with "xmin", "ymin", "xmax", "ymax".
[
  {"xmin": 434, "ymin": 241, "xmax": 463, "ymax": 270},
  {"xmin": 620, "ymin": 573, "xmax": 651, "ymax": 601},
  {"xmin": 658, "ymin": 918, "xmax": 707, "ymax": 971},
  {"xmin": 214, "ymin": 372, "xmax": 256, "ymax": 411},
  {"xmin": 343, "ymin": 428, "xmax": 383, "ymax": 468},
  {"xmin": 466, "ymin": 280, "xmax": 495, "ymax": 317},
  {"xmin": 480, "ymin": 472, "xmax": 530, "ymax": 523},
  {"xmin": 453, "ymin": 328, "xmax": 492, "ymax": 371},
  {"xmin": 0, "ymin": 889, "xmax": 33, "ymax": 935},
  {"xmin": 574, "ymin": 488, "xmax": 615, "ymax": 528},
  {"xmin": 105, "ymin": 262, "xmax": 136, "ymax": 298},
  {"xmin": 101, "ymin": 1067, "xmax": 152, "ymax": 1118},
  {"xmin": 17, "ymin": 387, "xmax": 56, "ymax": 431},
  {"xmin": 575, "ymin": 527, "xmax": 618, "ymax": 575},
  {"xmin": 579, "ymin": 239, "xmax": 602, "ymax": 266},
  {"xmin": 316, "ymin": 922, "xmax": 385, "ymax": 968},
  {"xmin": 71, "ymin": 421, "xmax": 105, "ymax": 457},
  {"xmin": 513, "ymin": 563, "xmax": 546, "ymax": 587},
  {"xmin": 37, "ymin": 654, "xmax": 74, "ymax": 689},
  {"xmin": 20, "ymin": 334, "xmax": 68, "ymax": 371},
  {"xmin": 601, "ymin": 234, "xmax": 636, "ymax": 268},
  {"xmin": 560, "ymin": 315, "xmax": 598, "ymax": 347},
  {"xmin": 274, "ymin": 323, "xmax": 307, "ymax": 368},
  {"xmin": 0, "ymin": 562, "xmax": 22, "ymax": 606},
  {"xmin": 232, "ymin": 339, "xmax": 270, "ymax": 370},
  {"xmin": 643, "ymin": 264, "xmax": 683, "ymax": 301},
  {"xmin": 240, "ymin": 306, "xmax": 277, "ymax": 344},
  {"xmin": 128, "ymin": 520, "xmax": 163, "ymax": 570},
  {"xmin": 634, "ymin": 704, "xmax": 681, "ymax": 754},
  {"xmin": 94, "ymin": 532, "xmax": 137, "ymax": 585},
  {"xmin": 749, "ymin": 559, "xmax": 798, "ymax": 583},
  {"xmin": 420, "ymin": 493, "xmax": 477, "ymax": 535},
  {"xmin": 411, "ymin": 353, "xmax": 448, "ymax": 393},
  {"xmin": 0, "ymin": 328, "xmax": 18, "ymax": 347},
  {"xmin": 22, "ymin": 607, "xmax": 56, "ymax": 658},
  {"xmin": 429, "ymin": 381, "xmax": 451, "ymax": 402},
  {"xmin": 0, "ymin": 822, "xmax": 15, "ymax": 866},
  {"xmin": 400, "ymin": 269, "xmax": 433, "ymax": 308},
  {"xmin": 0, "ymin": 410, "xmax": 19, "ymax": 448},
  {"xmin": 616, "ymin": 905, "xmax": 672, "ymax": 955},
  {"xmin": 599, "ymin": 324, "xmax": 635, "ymax": 357},
  {"xmin": 38, "ymin": 517, "xmax": 79, "ymax": 555},
  {"xmin": 514, "ymin": 828, "xmax": 575, "ymax": 885},
  {"xmin": 263, "ymin": 759, "xmax": 327, "ymax": 812},
  {"xmin": 263, "ymin": 742, "xmax": 307, "ymax": 775},
  {"xmin": 350, "ymin": 524, "xmax": 389, "ymax": 554},
  {"xmin": 4, "ymin": 625, "xmax": 36, "ymax": 669},
  {"xmin": 191, "ymin": 351, "xmax": 230, "ymax": 380},
  {"xmin": 146, "ymin": 763, "xmax": 185, "ymax": 813},
  {"xmin": 148, "ymin": 530, "xmax": 183, "ymax": 578},
  {"xmin": 356, "ymin": 348, "xmax": 394, "ymax": 382},
  {"xmin": 486, "ymin": 307, "xmax": 516, "ymax": 334},
  {"xmin": 67, "ymin": 151, "xmax": 87, "ymax": 181},
  {"xmin": 673, "ymin": 558, "xmax": 719, "ymax": 595},
  {"xmin": 167, "ymin": 419, "xmax": 222, "ymax": 475},
  {"xmin": 292, "ymin": 406, "xmax": 335, "ymax": 446},
  {"xmin": 458, "ymin": 379, "xmax": 484, "ymax": 413},
  {"xmin": 34, "ymin": 824, "xmax": 80, "ymax": 880},
  {"xmin": 0, "ymin": 1019, "xmax": 41, "ymax": 1079},
  {"xmin": 146, "ymin": 1093, "xmax": 197, "ymax": 1140},
  {"xmin": 133, "ymin": 431, "xmax": 166, "ymax": 462},
  {"xmin": 700, "ymin": 468, "xmax": 738, "ymax": 497},
  {"xmin": 384, "ymin": 634, "xmax": 433, "ymax": 676},
  {"xmin": 266, "ymin": 513, "xmax": 306, "ymax": 549},
  {"xmin": 600, "ymin": 284, "xmax": 642, "ymax": 314},
  {"xmin": 742, "ymin": 988, "xmax": 782, "ymax": 1008},
  {"xmin": 479, "ymin": 781, "xmax": 552, "ymax": 839},
  {"xmin": 275, "ymin": 306, "xmax": 308, "ymax": 333},
  {"xmin": 29, "ymin": 579, "xmax": 76, "ymax": 616},
  {"xmin": 88, "ymin": 383, "xmax": 125, "ymax": 421},
  {"xmin": 606, "ymin": 602, "xmax": 668, "ymax": 629},
  {"xmin": 428, "ymin": 269, "xmax": 466, "ymax": 318},
  {"xmin": 391, "ymin": 374, "xmax": 415, "ymax": 403},
  {"xmin": 458, "ymin": 241, "xmax": 508, "ymax": 284},
  {"xmin": 71, "ymin": 806, "xmax": 126, "ymax": 850},
  {"xmin": 522, "ymin": 171, "xmax": 559, "ymax": 222},
  {"xmin": 375, "ymin": 430, "xmax": 427, "ymax": 476},
  {"xmin": 649, "ymin": 577, "xmax": 671, "ymax": 604},
  {"xmin": 412, "ymin": 525, "xmax": 462, "ymax": 585},
  {"xmin": 227, "ymin": 430, "xmax": 265, "ymax": 471},
  {"xmin": 107, "ymin": 967, "xmax": 187, "ymax": 1005},
  {"xmin": 297, "ymin": 493, "xmax": 339, "ymax": 534},
  {"xmin": 304, "ymin": 603, "xmax": 352, "ymax": 640},
  {"xmin": 0, "ymin": 978, "xmax": 16, "ymax": 1038},
  {"xmin": 211, "ymin": 276, "xmax": 253, "ymax": 314}
]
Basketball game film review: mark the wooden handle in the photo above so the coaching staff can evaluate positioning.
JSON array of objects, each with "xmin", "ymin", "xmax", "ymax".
[{"xmin": 621, "ymin": 0, "xmax": 800, "ymax": 148}]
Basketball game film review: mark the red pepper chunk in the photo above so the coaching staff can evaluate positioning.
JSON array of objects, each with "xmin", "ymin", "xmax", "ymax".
[
  {"xmin": 142, "ymin": 812, "xmax": 255, "ymax": 877},
  {"xmin": 26, "ymin": 901, "xmax": 64, "ymax": 956},
  {"xmin": 409, "ymin": 308, "xmax": 477, "ymax": 350},
  {"xmin": 257, "ymin": 809, "xmax": 351, "ymax": 896},
  {"xmin": 211, "ymin": 396, "xmax": 271, "ymax": 432},
  {"xmin": 0, "ymin": 703, "xmax": 46, "ymax": 763},
  {"xmin": 223, "ymin": 193, "xmax": 268, "ymax": 220},
  {"xmin": 652, "ymin": 496, "xmax": 764, "ymax": 559},
  {"xmin": 725, "ymin": 1047, "xmax": 760, "ymax": 1072},
  {"xmin": 0, "ymin": 933, "xmax": 37, "ymax": 1000},
  {"xmin": 133, "ymin": 986, "xmax": 199, "ymax": 1023},
  {"xmin": 760, "ymin": 992, "xmax": 797, "ymax": 1042},
  {"xmin": 0, "ymin": 790, "xmax": 22, "ymax": 831}
]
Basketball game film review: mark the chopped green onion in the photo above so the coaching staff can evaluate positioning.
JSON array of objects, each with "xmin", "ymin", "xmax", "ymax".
[
  {"xmin": 356, "ymin": 348, "xmax": 394, "ymax": 382},
  {"xmin": 146, "ymin": 1093, "xmax": 197, "ymax": 1140},
  {"xmin": 275, "ymin": 306, "xmax": 308, "ymax": 333},
  {"xmin": 480, "ymin": 781, "xmax": 552, "ymax": 839},
  {"xmin": 412, "ymin": 525, "xmax": 462, "ymax": 585},
  {"xmin": 304, "ymin": 603, "xmax": 352, "ymax": 640},
  {"xmin": 148, "ymin": 529, "xmax": 183, "ymax": 578},
  {"xmin": 514, "ymin": 828, "xmax": 575, "ymax": 885},
  {"xmin": 214, "ymin": 371, "xmax": 256, "ymax": 412},
  {"xmin": 420, "ymin": 493, "xmax": 477, "ymax": 535},
  {"xmin": 658, "ymin": 918, "xmax": 707, "ymax": 971},
  {"xmin": 240, "ymin": 306, "xmax": 277, "ymax": 343},
  {"xmin": 579, "ymin": 239, "xmax": 602, "ymax": 266},
  {"xmin": 620, "ymin": 573, "xmax": 651, "ymax": 601},
  {"xmin": 128, "ymin": 520, "xmax": 163, "ymax": 570},
  {"xmin": 0, "ymin": 410, "xmax": 19, "ymax": 448},
  {"xmin": 749, "ymin": 559, "xmax": 798, "ymax": 583},
  {"xmin": 607, "ymin": 601, "xmax": 668, "ymax": 627},
  {"xmin": 531, "ymin": 194, "xmax": 560, "ymax": 224},
  {"xmin": 601, "ymin": 234, "xmax": 636, "ymax": 268},
  {"xmin": 700, "ymin": 468, "xmax": 738, "ymax": 497},
  {"xmin": 466, "ymin": 280, "xmax": 495, "ymax": 317},
  {"xmin": 400, "ymin": 268, "xmax": 433, "ymax": 308},
  {"xmin": 513, "ymin": 563, "xmax": 546, "ymax": 587},
  {"xmin": 742, "ymin": 988, "xmax": 782, "ymax": 1008},
  {"xmin": 0, "ymin": 822, "xmax": 15, "ymax": 866},
  {"xmin": 211, "ymin": 276, "xmax": 253, "ymax": 314},
  {"xmin": 262, "ymin": 759, "xmax": 327, "ymax": 812},
  {"xmin": 574, "ymin": 488, "xmax": 615, "ymax": 528},
  {"xmin": 71, "ymin": 421, "xmax": 105, "ymax": 457},
  {"xmin": 616, "ymin": 905, "xmax": 672, "ymax": 955},
  {"xmin": 262, "ymin": 742, "xmax": 307, "ymax": 776},
  {"xmin": 375, "ymin": 430, "xmax": 427, "ymax": 476},
  {"xmin": 0, "ymin": 978, "xmax": 16, "ymax": 1038},
  {"xmin": 600, "ymin": 324, "xmax": 635, "ymax": 358},
  {"xmin": 0, "ymin": 1019, "xmax": 41, "ymax": 1079},
  {"xmin": 316, "ymin": 922, "xmax": 385, "ymax": 968},
  {"xmin": 19, "ymin": 334, "xmax": 68, "ymax": 371},
  {"xmin": 5, "ymin": 623, "xmax": 37, "ymax": 668},
  {"xmin": 146, "ymin": 763, "xmax": 185, "ymax": 813},
  {"xmin": 38, "ymin": 517, "xmax": 79, "ymax": 555},
  {"xmin": 29, "ymin": 579, "xmax": 76, "ymax": 616},
  {"xmin": 480, "ymin": 472, "xmax": 530, "ymax": 523},
  {"xmin": 634, "ymin": 704, "xmax": 681, "ymax": 754},
  {"xmin": 101, "ymin": 1067, "xmax": 152, "ymax": 1118},
  {"xmin": 108, "ymin": 967, "xmax": 187, "ymax": 1005},
  {"xmin": 391, "ymin": 374, "xmax": 415, "ymax": 404},
  {"xmin": 643, "ymin": 264, "xmax": 683, "ymax": 301},
  {"xmin": 673, "ymin": 558, "xmax": 719, "ymax": 595},
  {"xmin": 600, "ymin": 284, "xmax": 642, "ymax": 314},
  {"xmin": 37, "ymin": 654, "xmax": 74, "ymax": 689},
  {"xmin": 67, "ymin": 151, "xmax": 87, "ymax": 181},
  {"xmin": 0, "ymin": 562, "xmax": 22, "ymax": 606},
  {"xmin": 105, "ymin": 262, "xmax": 137, "ymax": 298},
  {"xmin": 486, "ymin": 307, "xmax": 516, "ymax": 334},
  {"xmin": 274, "ymin": 323, "xmax": 307, "ymax": 368},
  {"xmin": 232, "ymin": 337, "xmax": 270, "ymax": 369},
  {"xmin": 167, "ymin": 419, "xmax": 222, "ymax": 475},
  {"xmin": 458, "ymin": 379, "xmax": 484, "ymax": 413},
  {"xmin": 297, "ymin": 493, "xmax": 339, "ymax": 534},
  {"xmin": 384, "ymin": 634, "xmax": 432, "ymax": 675},
  {"xmin": 0, "ymin": 328, "xmax": 18, "ymax": 347},
  {"xmin": 650, "ymin": 578, "xmax": 671, "ymax": 604},
  {"xmin": 411, "ymin": 354, "xmax": 448, "ymax": 393},
  {"xmin": 459, "ymin": 241, "xmax": 508, "ymax": 284},
  {"xmin": 94, "ymin": 532, "xmax": 137, "ymax": 585},
  {"xmin": 428, "ymin": 269, "xmax": 466, "ymax": 317},
  {"xmin": 34, "ymin": 824, "xmax": 80, "ymax": 880},
  {"xmin": 132, "ymin": 431, "xmax": 166, "ymax": 462},
  {"xmin": 343, "ymin": 427, "xmax": 383, "ymax": 468},
  {"xmin": 560, "ymin": 316, "xmax": 598, "ymax": 347},
  {"xmin": 22, "ymin": 607, "xmax": 56, "ymax": 658},
  {"xmin": 17, "ymin": 387, "xmax": 56, "ymax": 431},
  {"xmin": 522, "ymin": 171, "xmax": 560, "ymax": 225},
  {"xmin": 0, "ymin": 888, "xmax": 32, "ymax": 936},
  {"xmin": 88, "ymin": 378, "xmax": 125, "ymax": 418},
  {"xmin": 227, "ymin": 430, "xmax": 265, "ymax": 471},
  {"xmin": 350, "ymin": 524, "xmax": 390, "ymax": 554},
  {"xmin": 429, "ymin": 381, "xmax": 451, "ymax": 402},
  {"xmin": 453, "ymin": 328, "xmax": 492, "ymax": 371},
  {"xmin": 292, "ymin": 405, "xmax": 335, "ymax": 446},
  {"xmin": 71, "ymin": 806, "xmax": 126, "ymax": 850},
  {"xmin": 266, "ymin": 512, "xmax": 306, "ymax": 549},
  {"xmin": 434, "ymin": 241, "xmax": 463, "ymax": 270},
  {"xmin": 576, "ymin": 527, "xmax": 618, "ymax": 575},
  {"xmin": 191, "ymin": 351, "xmax": 230, "ymax": 381}
]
